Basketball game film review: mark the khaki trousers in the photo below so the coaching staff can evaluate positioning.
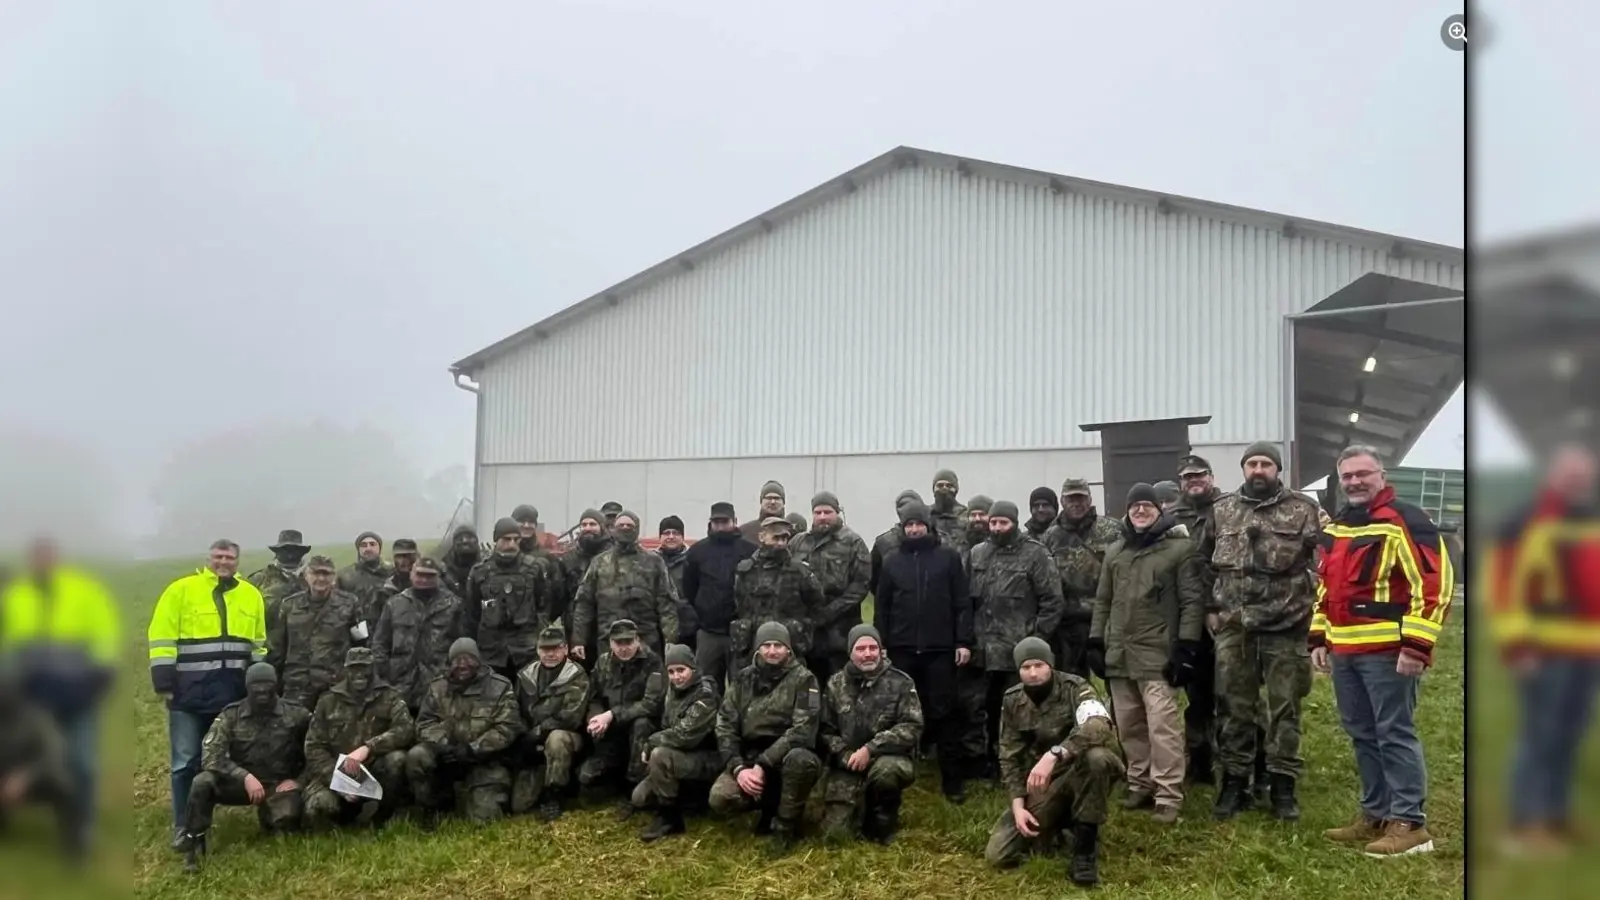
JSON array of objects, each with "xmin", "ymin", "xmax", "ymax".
[{"xmin": 1109, "ymin": 678, "xmax": 1185, "ymax": 806}]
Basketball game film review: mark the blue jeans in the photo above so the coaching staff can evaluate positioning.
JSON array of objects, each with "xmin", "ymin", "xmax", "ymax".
[
  {"xmin": 1330, "ymin": 651, "xmax": 1426, "ymax": 824},
  {"xmin": 168, "ymin": 709, "xmax": 219, "ymax": 829},
  {"xmin": 53, "ymin": 710, "xmax": 99, "ymax": 829},
  {"xmin": 1511, "ymin": 657, "xmax": 1600, "ymax": 827}
]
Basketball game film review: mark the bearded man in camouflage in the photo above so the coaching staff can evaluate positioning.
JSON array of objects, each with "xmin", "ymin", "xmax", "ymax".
[
  {"xmin": 789, "ymin": 491, "xmax": 871, "ymax": 685},
  {"xmin": 572, "ymin": 511, "xmax": 679, "ymax": 660},
  {"xmin": 929, "ymin": 469, "xmax": 969, "ymax": 553},
  {"xmin": 338, "ymin": 532, "xmax": 394, "ymax": 624},
  {"xmin": 1198, "ymin": 441, "xmax": 1322, "ymax": 822},
  {"xmin": 818, "ymin": 625, "xmax": 923, "ymax": 844},
  {"xmin": 1041, "ymin": 479, "xmax": 1126, "ymax": 679}
]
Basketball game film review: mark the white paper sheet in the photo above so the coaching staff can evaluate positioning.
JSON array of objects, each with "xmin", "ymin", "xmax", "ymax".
[{"xmin": 331, "ymin": 754, "xmax": 383, "ymax": 800}]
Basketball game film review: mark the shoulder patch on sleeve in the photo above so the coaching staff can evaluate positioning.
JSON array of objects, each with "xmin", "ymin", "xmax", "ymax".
[{"xmin": 735, "ymin": 558, "xmax": 754, "ymax": 573}]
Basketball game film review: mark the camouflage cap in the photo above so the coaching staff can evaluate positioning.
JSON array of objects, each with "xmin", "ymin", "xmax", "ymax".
[
  {"xmin": 344, "ymin": 647, "xmax": 375, "ymax": 667},
  {"xmin": 1060, "ymin": 478, "xmax": 1092, "ymax": 497},
  {"xmin": 412, "ymin": 556, "xmax": 442, "ymax": 574},
  {"xmin": 305, "ymin": 554, "xmax": 337, "ymax": 572},
  {"xmin": 269, "ymin": 529, "xmax": 309, "ymax": 550},
  {"xmin": 536, "ymin": 623, "xmax": 567, "ymax": 648},
  {"xmin": 607, "ymin": 618, "xmax": 640, "ymax": 641},
  {"xmin": 759, "ymin": 516, "xmax": 794, "ymax": 535},
  {"xmin": 1178, "ymin": 454, "xmax": 1212, "ymax": 476},
  {"xmin": 392, "ymin": 538, "xmax": 419, "ymax": 554}
]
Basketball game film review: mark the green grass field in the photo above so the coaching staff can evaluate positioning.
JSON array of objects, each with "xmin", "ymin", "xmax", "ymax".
[{"xmin": 102, "ymin": 551, "xmax": 1473, "ymax": 899}]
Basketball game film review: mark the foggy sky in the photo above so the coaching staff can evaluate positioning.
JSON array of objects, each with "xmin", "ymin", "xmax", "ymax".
[{"xmin": 0, "ymin": 1, "xmax": 1559, "ymax": 535}]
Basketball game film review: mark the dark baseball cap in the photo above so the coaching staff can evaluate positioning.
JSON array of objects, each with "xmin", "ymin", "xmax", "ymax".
[
  {"xmin": 1179, "ymin": 455, "xmax": 1212, "ymax": 476},
  {"xmin": 607, "ymin": 619, "xmax": 640, "ymax": 641},
  {"xmin": 392, "ymin": 538, "xmax": 419, "ymax": 554},
  {"xmin": 709, "ymin": 501, "xmax": 736, "ymax": 520}
]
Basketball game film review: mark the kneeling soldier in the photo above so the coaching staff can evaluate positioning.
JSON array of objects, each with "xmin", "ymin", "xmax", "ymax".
[
  {"xmin": 819, "ymin": 624, "xmax": 923, "ymax": 844},
  {"xmin": 709, "ymin": 622, "xmax": 823, "ymax": 854},
  {"xmin": 0, "ymin": 663, "xmax": 85, "ymax": 862},
  {"xmin": 579, "ymin": 619, "xmax": 665, "ymax": 817},
  {"xmin": 406, "ymin": 638, "xmax": 522, "ymax": 828},
  {"xmin": 985, "ymin": 637, "xmax": 1123, "ymax": 887},
  {"xmin": 633, "ymin": 643, "xmax": 722, "ymax": 841},
  {"xmin": 178, "ymin": 662, "xmax": 310, "ymax": 872},
  {"xmin": 303, "ymin": 647, "xmax": 415, "ymax": 831},
  {"xmin": 511, "ymin": 623, "xmax": 589, "ymax": 821}
]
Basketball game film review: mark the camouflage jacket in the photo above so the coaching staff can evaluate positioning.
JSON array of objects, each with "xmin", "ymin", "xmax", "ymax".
[
  {"xmin": 820, "ymin": 661, "xmax": 923, "ymax": 764},
  {"xmin": 442, "ymin": 550, "xmax": 481, "ymax": 597},
  {"xmin": 560, "ymin": 539, "xmax": 611, "ymax": 615},
  {"xmin": 1171, "ymin": 487, "xmax": 1223, "ymax": 599},
  {"xmin": 645, "ymin": 675, "xmax": 720, "ymax": 753},
  {"xmin": 587, "ymin": 646, "xmax": 666, "ymax": 726},
  {"xmin": 371, "ymin": 588, "xmax": 468, "ymax": 709},
  {"xmin": 0, "ymin": 700, "xmax": 68, "ymax": 786},
  {"xmin": 464, "ymin": 554, "xmax": 555, "ymax": 671},
  {"xmin": 304, "ymin": 676, "xmax": 415, "ymax": 781},
  {"xmin": 930, "ymin": 500, "xmax": 969, "ymax": 555},
  {"xmin": 998, "ymin": 670, "xmax": 1117, "ymax": 800},
  {"xmin": 970, "ymin": 535, "xmax": 1067, "ymax": 672},
  {"xmin": 414, "ymin": 669, "xmax": 522, "ymax": 772},
  {"xmin": 265, "ymin": 588, "xmax": 365, "ymax": 707},
  {"xmin": 731, "ymin": 550, "xmax": 826, "ymax": 659},
  {"xmin": 201, "ymin": 698, "xmax": 311, "ymax": 784},
  {"xmin": 514, "ymin": 659, "xmax": 589, "ymax": 740},
  {"xmin": 573, "ymin": 546, "xmax": 680, "ymax": 654},
  {"xmin": 247, "ymin": 563, "xmax": 307, "ymax": 630},
  {"xmin": 716, "ymin": 655, "xmax": 821, "ymax": 774},
  {"xmin": 654, "ymin": 548, "xmax": 698, "ymax": 643},
  {"xmin": 1201, "ymin": 485, "xmax": 1323, "ymax": 632},
  {"xmin": 337, "ymin": 559, "xmax": 395, "ymax": 626},
  {"xmin": 1041, "ymin": 512, "xmax": 1127, "ymax": 624},
  {"xmin": 1089, "ymin": 519, "xmax": 1205, "ymax": 680},
  {"xmin": 789, "ymin": 525, "xmax": 872, "ymax": 657}
]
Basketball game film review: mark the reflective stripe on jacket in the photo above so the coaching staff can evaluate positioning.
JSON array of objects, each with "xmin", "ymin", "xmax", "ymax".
[
  {"xmin": 147, "ymin": 568, "xmax": 267, "ymax": 714},
  {"xmin": 1484, "ymin": 489, "xmax": 1600, "ymax": 656}
]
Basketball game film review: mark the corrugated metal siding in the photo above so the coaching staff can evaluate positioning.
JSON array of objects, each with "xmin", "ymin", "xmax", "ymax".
[{"xmin": 479, "ymin": 167, "xmax": 1463, "ymax": 465}]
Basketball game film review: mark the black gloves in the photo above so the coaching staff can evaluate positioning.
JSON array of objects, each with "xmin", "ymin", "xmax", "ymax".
[
  {"xmin": 438, "ymin": 744, "xmax": 477, "ymax": 766},
  {"xmin": 1085, "ymin": 639, "xmax": 1107, "ymax": 679},
  {"xmin": 1163, "ymin": 640, "xmax": 1201, "ymax": 688}
]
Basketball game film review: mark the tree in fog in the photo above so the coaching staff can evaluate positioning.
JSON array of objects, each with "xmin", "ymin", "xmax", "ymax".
[{"xmin": 0, "ymin": 426, "xmax": 123, "ymax": 549}]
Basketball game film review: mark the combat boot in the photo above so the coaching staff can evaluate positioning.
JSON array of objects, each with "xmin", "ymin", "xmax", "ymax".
[
  {"xmin": 941, "ymin": 769, "xmax": 967, "ymax": 805},
  {"xmin": 1068, "ymin": 823, "xmax": 1100, "ymax": 887},
  {"xmin": 872, "ymin": 792, "xmax": 903, "ymax": 845},
  {"xmin": 1187, "ymin": 746, "xmax": 1215, "ymax": 786},
  {"xmin": 766, "ymin": 818, "xmax": 801, "ymax": 856},
  {"xmin": 1251, "ymin": 752, "xmax": 1270, "ymax": 806},
  {"xmin": 1213, "ymin": 774, "xmax": 1251, "ymax": 821},
  {"xmin": 639, "ymin": 803, "xmax": 685, "ymax": 842},
  {"xmin": 1269, "ymin": 773, "xmax": 1300, "ymax": 821},
  {"xmin": 181, "ymin": 832, "xmax": 207, "ymax": 873},
  {"xmin": 753, "ymin": 806, "xmax": 776, "ymax": 836}
]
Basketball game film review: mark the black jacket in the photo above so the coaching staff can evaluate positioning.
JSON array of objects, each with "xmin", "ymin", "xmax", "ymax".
[
  {"xmin": 874, "ymin": 537, "xmax": 973, "ymax": 653},
  {"xmin": 682, "ymin": 533, "xmax": 758, "ymax": 634}
]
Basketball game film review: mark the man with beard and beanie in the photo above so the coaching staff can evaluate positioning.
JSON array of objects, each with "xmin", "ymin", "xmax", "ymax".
[
  {"xmin": 873, "ymin": 499, "xmax": 973, "ymax": 802},
  {"xmin": 970, "ymin": 501, "xmax": 1066, "ymax": 776},
  {"xmin": 249, "ymin": 529, "xmax": 311, "ymax": 629},
  {"xmin": 0, "ymin": 660, "xmax": 85, "ymax": 863},
  {"xmin": 634, "ymin": 643, "xmax": 722, "ymax": 842},
  {"xmin": 302, "ymin": 647, "xmax": 415, "ymax": 832},
  {"xmin": 930, "ymin": 469, "xmax": 970, "ymax": 553},
  {"xmin": 710, "ymin": 622, "xmax": 823, "ymax": 855},
  {"xmin": 739, "ymin": 482, "xmax": 788, "ymax": 544},
  {"xmin": 511, "ymin": 504, "xmax": 567, "ymax": 623},
  {"xmin": 464, "ymin": 518, "xmax": 557, "ymax": 680},
  {"xmin": 682, "ymin": 502, "xmax": 758, "ymax": 687},
  {"xmin": 1171, "ymin": 453, "xmax": 1228, "ymax": 787},
  {"xmin": 441, "ymin": 526, "xmax": 482, "ymax": 596},
  {"xmin": 560, "ymin": 510, "xmax": 614, "ymax": 645},
  {"xmin": 789, "ymin": 491, "xmax": 872, "ymax": 687},
  {"xmin": 266, "ymin": 555, "xmax": 366, "ymax": 712},
  {"xmin": 963, "ymin": 496, "xmax": 994, "ymax": 566},
  {"xmin": 654, "ymin": 516, "xmax": 698, "ymax": 648},
  {"xmin": 1024, "ymin": 487, "xmax": 1058, "ymax": 541},
  {"xmin": 372, "ymin": 557, "xmax": 468, "ymax": 714},
  {"xmin": 177, "ymin": 662, "xmax": 310, "ymax": 873},
  {"xmin": 339, "ymin": 532, "xmax": 395, "ymax": 622},
  {"xmin": 406, "ymin": 637, "xmax": 522, "ymax": 828},
  {"xmin": 580, "ymin": 619, "xmax": 666, "ymax": 817},
  {"xmin": 375, "ymin": 538, "xmax": 420, "ymax": 611},
  {"xmin": 957, "ymin": 494, "xmax": 995, "ymax": 779},
  {"xmin": 984, "ymin": 637, "xmax": 1123, "ymax": 887},
  {"xmin": 1199, "ymin": 441, "xmax": 1322, "ymax": 822},
  {"xmin": 818, "ymin": 624, "xmax": 924, "ymax": 844},
  {"xmin": 731, "ymin": 517, "xmax": 827, "ymax": 664},
  {"xmin": 509, "ymin": 624, "xmax": 588, "ymax": 822},
  {"xmin": 573, "ymin": 512, "xmax": 680, "ymax": 662},
  {"xmin": 871, "ymin": 489, "xmax": 925, "ymax": 588},
  {"xmin": 600, "ymin": 501, "xmax": 625, "ymax": 530},
  {"xmin": 1086, "ymin": 484, "xmax": 1205, "ymax": 824},
  {"xmin": 1042, "ymin": 479, "xmax": 1127, "ymax": 678}
]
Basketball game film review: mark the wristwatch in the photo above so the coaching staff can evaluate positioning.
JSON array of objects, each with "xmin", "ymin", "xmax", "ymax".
[{"xmin": 1049, "ymin": 745, "xmax": 1066, "ymax": 759}]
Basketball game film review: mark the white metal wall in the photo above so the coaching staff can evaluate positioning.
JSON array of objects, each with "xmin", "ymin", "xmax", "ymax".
[
  {"xmin": 477, "ymin": 166, "xmax": 1462, "ymax": 465},
  {"xmin": 477, "ymin": 442, "xmax": 1254, "ymax": 543}
]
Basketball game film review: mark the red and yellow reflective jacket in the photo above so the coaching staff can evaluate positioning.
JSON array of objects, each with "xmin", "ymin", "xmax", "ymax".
[
  {"xmin": 1309, "ymin": 486, "xmax": 1455, "ymax": 664},
  {"xmin": 1485, "ymin": 489, "xmax": 1600, "ymax": 658}
]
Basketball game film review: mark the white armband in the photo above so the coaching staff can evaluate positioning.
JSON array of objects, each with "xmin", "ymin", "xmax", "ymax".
[
  {"xmin": 349, "ymin": 620, "xmax": 370, "ymax": 641},
  {"xmin": 1075, "ymin": 699, "xmax": 1110, "ymax": 725}
]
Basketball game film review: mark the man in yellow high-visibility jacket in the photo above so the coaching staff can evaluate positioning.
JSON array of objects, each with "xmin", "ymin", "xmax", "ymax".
[
  {"xmin": 0, "ymin": 537, "xmax": 120, "ymax": 850},
  {"xmin": 147, "ymin": 539, "xmax": 267, "ymax": 849}
]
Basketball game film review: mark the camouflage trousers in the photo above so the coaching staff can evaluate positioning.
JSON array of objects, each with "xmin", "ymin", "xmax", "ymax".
[
  {"xmin": 303, "ymin": 750, "xmax": 408, "ymax": 827},
  {"xmin": 405, "ymin": 744, "xmax": 510, "ymax": 823},
  {"xmin": 984, "ymin": 746, "xmax": 1123, "ymax": 867},
  {"xmin": 956, "ymin": 664, "xmax": 989, "ymax": 770},
  {"xmin": 819, "ymin": 755, "xmax": 915, "ymax": 836},
  {"xmin": 511, "ymin": 730, "xmax": 582, "ymax": 813},
  {"xmin": 578, "ymin": 718, "xmax": 657, "ymax": 788},
  {"xmin": 184, "ymin": 771, "xmax": 303, "ymax": 835},
  {"xmin": 630, "ymin": 746, "xmax": 723, "ymax": 807},
  {"xmin": 1213, "ymin": 622, "xmax": 1312, "ymax": 779},
  {"xmin": 708, "ymin": 747, "xmax": 823, "ymax": 823}
]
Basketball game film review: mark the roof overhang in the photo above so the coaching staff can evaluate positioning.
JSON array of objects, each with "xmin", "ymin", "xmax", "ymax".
[{"xmin": 1287, "ymin": 273, "xmax": 1464, "ymax": 485}]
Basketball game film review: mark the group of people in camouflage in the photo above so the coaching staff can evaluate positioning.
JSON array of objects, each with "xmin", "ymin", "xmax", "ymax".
[{"xmin": 167, "ymin": 440, "xmax": 1376, "ymax": 887}]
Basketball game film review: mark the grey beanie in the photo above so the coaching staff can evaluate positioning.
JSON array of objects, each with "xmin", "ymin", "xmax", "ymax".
[
  {"xmin": 1152, "ymin": 481, "xmax": 1181, "ymax": 505},
  {"xmin": 847, "ymin": 623, "xmax": 882, "ymax": 651},
  {"xmin": 967, "ymin": 494, "xmax": 993, "ymax": 514},
  {"xmin": 448, "ymin": 637, "xmax": 481, "ymax": 662},
  {"xmin": 933, "ymin": 469, "xmax": 959, "ymax": 490},
  {"xmin": 1013, "ymin": 636, "xmax": 1055, "ymax": 668},
  {"xmin": 894, "ymin": 489, "xmax": 923, "ymax": 511},
  {"xmin": 245, "ymin": 662, "xmax": 278, "ymax": 686},
  {"xmin": 810, "ymin": 490, "xmax": 841, "ymax": 512},
  {"xmin": 988, "ymin": 500, "xmax": 1021, "ymax": 522},
  {"xmin": 760, "ymin": 480, "xmax": 786, "ymax": 499},
  {"xmin": 898, "ymin": 501, "xmax": 931, "ymax": 526},
  {"xmin": 1241, "ymin": 441, "xmax": 1283, "ymax": 469},
  {"xmin": 664, "ymin": 644, "xmax": 696, "ymax": 669},
  {"xmin": 754, "ymin": 621, "xmax": 791, "ymax": 649},
  {"xmin": 492, "ymin": 517, "xmax": 520, "ymax": 540},
  {"xmin": 579, "ymin": 508, "xmax": 606, "ymax": 526}
]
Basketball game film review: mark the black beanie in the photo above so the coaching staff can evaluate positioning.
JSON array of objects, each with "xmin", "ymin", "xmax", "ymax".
[
  {"xmin": 659, "ymin": 515, "xmax": 685, "ymax": 534},
  {"xmin": 1029, "ymin": 486, "xmax": 1058, "ymax": 509},
  {"xmin": 1126, "ymin": 483, "xmax": 1161, "ymax": 508}
]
